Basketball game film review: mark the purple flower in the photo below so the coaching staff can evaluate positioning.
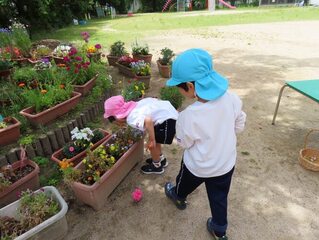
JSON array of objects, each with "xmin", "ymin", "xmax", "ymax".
[
  {"xmin": 95, "ymin": 44, "xmax": 101, "ymax": 49},
  {"xmin": 42, "ymin": 58, "xmax": 49, "ymax": 63}
]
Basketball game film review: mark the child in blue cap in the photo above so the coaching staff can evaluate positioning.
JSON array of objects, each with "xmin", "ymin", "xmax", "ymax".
[{"xmin": 164, "ymin": 48, "xmax": 246, "ymax": 240}]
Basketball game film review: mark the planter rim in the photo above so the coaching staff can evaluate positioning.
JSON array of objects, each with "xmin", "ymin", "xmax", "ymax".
[
  {"xmin": 133, "ymin": 54, "xmax": 153, "ymax": 57},
  {"xmin": 72, "ymin": 138, "xmax": 142, "ymax": 190},
  {"xmin": 51, "ymin": 128, "xmax": 111, "ymax": 164},
  {"xmin": 19, "ymin": 91, "xmax": 81, "ymax": 118},
  {"xmin": 0, "ymin": 186, "xmax": 68, "ymax": 240},
  {"xmin": 72, "ymin": 73, "xmax": 99, "ymax": 88},
  {"xmin": 0, "ymin": 160, "xmax": 40, "ymax": 198},
  {"xmin": 0, "ymin": 117, "xmax": 21, "ymax": 134}
]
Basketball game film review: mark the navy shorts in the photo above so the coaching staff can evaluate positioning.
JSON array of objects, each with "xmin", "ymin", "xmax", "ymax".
[{"xmin": 154, "ymin": 119, "xmax": 176, "ymax": 144}]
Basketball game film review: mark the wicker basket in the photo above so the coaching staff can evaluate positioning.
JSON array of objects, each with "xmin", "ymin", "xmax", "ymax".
[{"xmin": 299, "ymin": 129, "xmax": 319, "ymax": 171}]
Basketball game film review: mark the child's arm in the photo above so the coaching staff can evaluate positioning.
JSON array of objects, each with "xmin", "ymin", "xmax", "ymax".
[
  {"xmin": 144, "ymin": 116, "xmax": 156, "ymax": 149},
  {"xmin": 175, "ymin": 113, "xmax": 195, "ymax": 149},
  {"xmin": 235, "ymin": 111, "xmax": 246, "ymax": 133}
]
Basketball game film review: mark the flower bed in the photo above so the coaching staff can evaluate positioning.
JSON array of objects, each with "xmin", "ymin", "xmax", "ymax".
[
  {"xmin": 62, "ymin": 127, "xmax": 144, "ymax": 210},
  {"xmin": 51, "ymin": 127, "xmax": 111, "ymax": 166},
  {"xmin": 0, "ymin": 160, "xmax": 40, "ymax": 208},
  {"xmin": 20, "ymin": 91, "xmax": 81, "ymax": 126},
  {"xmin": 0, "ymin": 186, "xmax": 68, "ymax": 240}
]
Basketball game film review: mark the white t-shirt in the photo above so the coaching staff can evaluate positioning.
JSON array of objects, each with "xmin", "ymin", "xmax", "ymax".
[
  {"xmin": 127, "ymin": 98, "xmax": 178, "ymax": 131},
  {"xmin": 176, "ymin": 91, "xmax": 246, "ymax": 178}
]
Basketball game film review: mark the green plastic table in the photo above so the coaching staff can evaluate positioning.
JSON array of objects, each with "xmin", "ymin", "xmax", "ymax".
[{"xmin": 272, "ymin": 80, "xmax": 319, "ymax": 125}]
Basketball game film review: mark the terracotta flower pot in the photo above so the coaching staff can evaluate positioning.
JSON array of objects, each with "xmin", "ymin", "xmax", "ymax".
[
  {"xmin": 51, "ymin": 128, "xmax": 111, "ymax": 166},
  {"xmin": 0, "ymin": 160, "xmax": 40, "ymax": 208},
  {"xmin": 107, "ymin": 55, "xmax": 120, "ymax": 66},
  {"xmin": 0, "ymin": 186, "xmax": 68, "ymax": 240},
  {"xmin": 157, "ymin": 60, "xmax": 171, "ymax": 78},
  {"xmin": 135, "ymin": 75, "xmax": 151, "ymax": 89},
  {"xmin": 132, "ymin": 54, "xmax": 153, "ymax": 64},
  {"xmin": 73, "ymin": 74, "xmax": 98, "ymax": 96},
  {"xmin": 19, "ymin": 92, "xmax": 81, "ymax": 126},
  {"xmin": 0, "ymin": 117, "xmax": 21, "ymax": 146},
  {"xmin": 115, "ymin": 62, "xmax": 136, "ymax": 78},
  {"xmin": 71, "ymin": 138, "xmax": 144, "ymax": 210}
]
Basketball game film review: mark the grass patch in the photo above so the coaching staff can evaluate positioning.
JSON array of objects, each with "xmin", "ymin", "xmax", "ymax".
[{"xmin": 32, "ymin": 7, "xmax": 319, "ymax": 49}]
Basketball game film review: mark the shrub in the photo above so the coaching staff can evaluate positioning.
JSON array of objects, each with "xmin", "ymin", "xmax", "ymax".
[
  {"xmin": 160, "ymin": 86, "xmax": 185, "ymax": 110},
  {"xmin": 132, "ymin": 41, "xmax": 150, "ymax": 55}
]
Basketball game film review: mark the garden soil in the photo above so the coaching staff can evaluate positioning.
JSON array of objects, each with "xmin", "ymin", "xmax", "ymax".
[{"xmin": 63, "ymin": 20, "xmax": 319, "ymax": 239}]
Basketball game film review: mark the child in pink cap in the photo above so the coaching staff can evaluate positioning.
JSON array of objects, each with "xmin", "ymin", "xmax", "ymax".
[{"xmin": 104, "ymin": 95, "xmax": 178, "ymax": 174}]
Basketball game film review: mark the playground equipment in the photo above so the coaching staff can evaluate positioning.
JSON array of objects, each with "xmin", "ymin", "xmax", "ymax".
[{"xmin": 218, "ymin": 0, "xmax": 236, "ymax": 8}]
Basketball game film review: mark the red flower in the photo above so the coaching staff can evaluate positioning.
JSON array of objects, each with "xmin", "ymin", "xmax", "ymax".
[
  {"xmin": 66, "ymin": 67, "xmax": 70, "ymax": 71},
  {"xmin": 63, "ymin": 56, "xmax": 70, "ymax": 62},
  {"xmin": 75, "ymin": 56, "xmax": 82, "ymax": 61},
  {"xmin": 74, "ymin": 69, "xmax": 79, "ymax": 74},
  {"xmin": 95, "ymin": 44, "xmax": 101, "ymax": 49}
]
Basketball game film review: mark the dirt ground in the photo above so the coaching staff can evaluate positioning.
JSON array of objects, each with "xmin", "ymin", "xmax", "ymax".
[{"xmin": 63, "ymin": 20, "xmax": 319, "ymax": 240}]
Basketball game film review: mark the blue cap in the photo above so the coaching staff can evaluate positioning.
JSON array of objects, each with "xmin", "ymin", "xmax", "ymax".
[{"xmin": 166, "ymin": 48, "xmax": 228, "ymax": 101}]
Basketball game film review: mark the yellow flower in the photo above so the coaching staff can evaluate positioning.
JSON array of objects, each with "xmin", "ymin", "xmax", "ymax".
[
  {"xmin": 59, "ymin": 159, "xmax": 70, "ymax": 169},
  {"xmin": 87, "ymin": 46, "xmax": 96, "ymax": 53},
  {"xmin": 110, "ymin": 146, "xmax": 115, "ymax": 151},
  {"xmin": 141, "ymin": 90, "xmax": 145, "ymax": 95},
  {"xmin": 82, "ymin": 159, "xmax": 87, "ymax": 164},
  {"xmin": 135, "ymin": 86, "xmax": 139, "ymax": 91},
  {"xmin": 88, "ymin": 164, "xmax": 93, "ymax": 168}
]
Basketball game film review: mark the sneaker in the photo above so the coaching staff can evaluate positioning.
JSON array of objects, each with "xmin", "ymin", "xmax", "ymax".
[
  {"xmin": 141, "ymin": 162, "xmax": 164, "ymax": 175},
  {"xmin": 164, "ymin": 182, "xmax": 187, "ymax": 210},
  {"xmin": 145, "ymin": 157, "xmax": 168, "ymax": 168},
  {"xmin": 206, "ymin": 218, "xmax": 228, "ymax": 240}
]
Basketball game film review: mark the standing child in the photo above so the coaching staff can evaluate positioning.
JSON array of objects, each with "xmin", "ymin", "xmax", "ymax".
[
  {"xmin": 104, "ymin": 95, "xmax": 178, "ymax": 174},
  {"xmin": 164, "ymin": 49, "xmax": 246, "ymax": 240}
]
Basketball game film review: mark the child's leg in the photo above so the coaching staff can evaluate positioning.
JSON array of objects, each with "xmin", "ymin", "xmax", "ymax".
[
  {"xmin": 165, "ymin": 159, "xmax": 203, "ymax": 209},
  {"xmin": 150, "ymin": 143, "xmax": 161, "ymax": 162},
  {"xmin": 205, "ymin": 167, "xmax": 234, "ymax": 237},
  {"xmin": 141, "ymin": 143, "xmax": 164, "ymax": 174}
]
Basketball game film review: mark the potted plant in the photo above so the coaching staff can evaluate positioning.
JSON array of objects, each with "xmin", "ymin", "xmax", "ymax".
[
  {"xmin": 61, "ymin": 127, "xmax": 144, "ymax": 210},
  {"xmin": 107, "ymin": 41, "xmax": 127, "ymax": 66},
  {"xmin": 29, "ymin": 45, "xmax": 52, "ymax": 64},
  {"xmin": 132, "ymin": 41, "xmax": 152, "ymax": 64},
  {"xmin": 160, "ymin": 86, "xmax": 185, "ymax": 110},
  {"xmin": 0, "ymin": 147, "xmax": 40, "ymax": 208},
  {"xmin": 157, "ymin": 47, "xmax": 174, "ymax": 78},
  {"xmin": 116, "ymin": 55, "xmax": 138, "ymax": 78},
  {"xmin": 19, "ymin": 82, "xmax": 81, "ymax": 126},
  {"xmin": 51, "ymin": 127, "xmax": 111, "ymax": 166},
  {"xmin": 80, "ymin": 32, "xmax": 102, "ymax": 63},
  {"xmin": 121, "ymin": 81, "xmax": 145, "ymax": 101},
  {"xmin": 62, "ymin": 47, "xmax": 99, "ymax": 96},
  {"xmin": 51, "ymin": 44, "xmax": 71, "ymax": 64},
  {"xmin": 0, "ymin": 115, "xmax": 21, "ymax": 146},
  {"xmin": 0, "ymin": 186, "xmax": 68, "ymax": 240},
  {"xmin": 131, "ymin": 60, "xmax": 151, "ymax": 89}
]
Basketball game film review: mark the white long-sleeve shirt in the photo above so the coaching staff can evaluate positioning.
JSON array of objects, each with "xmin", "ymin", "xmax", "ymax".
[{"xmin": 176, "ymin": 91, "xmax": 246, "ymax": 177}]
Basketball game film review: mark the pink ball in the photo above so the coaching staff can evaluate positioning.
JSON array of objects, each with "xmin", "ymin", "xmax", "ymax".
[{"xmin": 132, "ymin": 188, "xmax": 143, "ymax": 202}]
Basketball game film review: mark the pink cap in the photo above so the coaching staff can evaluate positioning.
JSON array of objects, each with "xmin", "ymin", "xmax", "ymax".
[{"xmin": 104, "ymin": 95, "xmax": 137, "ymax": 119}]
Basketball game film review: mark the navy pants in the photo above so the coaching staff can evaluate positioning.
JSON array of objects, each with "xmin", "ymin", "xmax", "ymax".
[{"xmin": 175, "ymin": 160, "xmax": 234, "ymax": 234}]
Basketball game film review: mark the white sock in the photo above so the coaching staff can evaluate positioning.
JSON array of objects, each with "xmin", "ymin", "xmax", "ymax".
[{"xmin": 160, "ymin": 154, "xmax": 165, "ymax": 161}]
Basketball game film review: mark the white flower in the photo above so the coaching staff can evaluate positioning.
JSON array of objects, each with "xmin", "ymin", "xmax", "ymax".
[{"xmin": 71, "ymin": 127, "xmax": 79, "ymax": 135}]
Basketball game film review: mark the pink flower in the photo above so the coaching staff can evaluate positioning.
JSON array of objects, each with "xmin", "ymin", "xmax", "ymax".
[
  {"xmin": 69, "ymin": 146, "xmax": 75, "ymax": 152},
  {"xmin": 95, "ymin": 44, "xmax": 101, "ymax": 49},
  {"xmin": 75, "ymin": 56, "xmax": 82, "ymax": 61},
  {"xmin": 74, "ymin": 69, "xmax": 79, "ymax": 74},
  {"xmin": 63, "ymin": 56, "xmax": 70, "ymax": 62},
  {"xmin": 132, "ymin": 188, "xmax": 143, "ymax": 202}
]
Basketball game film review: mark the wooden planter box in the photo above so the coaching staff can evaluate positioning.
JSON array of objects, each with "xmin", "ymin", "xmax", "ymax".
[
  {"xmin": 51, "ymin": 128, "xmax": 111, "ymax": 166},
  {"xmin": 135, "ymin": 75, "xmax": 151, "ymax": 89},
  {"xmin": 71, "ymin": 138, "xmax": 144, "ymax": 210},
  {"xmin": 73, "ymin": 74, "xmax": 98, "ymax": 96},
  {"xmin": 0, "ymin": 186, "xmax": 68, "ymax": 240},
  {"xmin": 132, "ymin": 54, "xmax": 153, "ymax": 64},
  {"xmin": 20, "ymin": 92, "xmax": 81, "ymax": 126},
  {"xmin": 157, "ymin": 60, "xmax": 171, "ymax": 78},
  {"xmin": 0, "ymin": 160, "xmax": 40, "ymax": 208},
  {"xmin": 0, "ymin": 117, "xmax": 21, "ymax": 146},
  {"xmin": 115, "ymin": 62, "xmax": 136, "ymax": 78},
  {"xmin": 107, "ymin": 55, "xmax": 120, "ymax": 66}
]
